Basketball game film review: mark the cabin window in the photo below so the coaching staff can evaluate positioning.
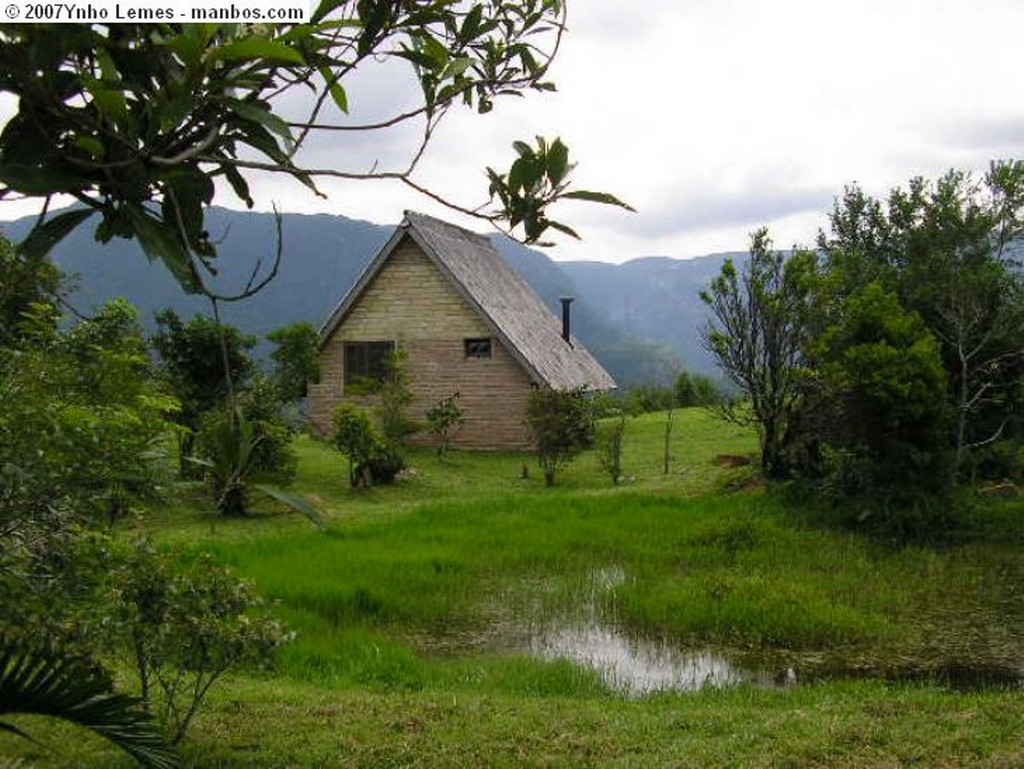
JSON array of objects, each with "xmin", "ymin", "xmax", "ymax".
[
  {"xmin": 344, "ymin": 340, "xmax": 395, "ymax": 387},
  {"xmin": 464, "ymin": 337, "xmax": 492, "ymax": 359}
]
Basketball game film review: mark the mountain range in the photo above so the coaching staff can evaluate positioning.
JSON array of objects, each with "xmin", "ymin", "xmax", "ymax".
[{"xmin": 0, "ymin": 208, "xmax": 742, "ymax": 386}]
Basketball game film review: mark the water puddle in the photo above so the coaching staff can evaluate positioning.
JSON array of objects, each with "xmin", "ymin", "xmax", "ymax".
[
  {"xmin": 508, "ymin": 566, "xmax": 787, "ymax": 695},
  {"xmin": 529, "ymin": 623, "xmax": 784, "ymax": 695},
  {"xmin": 415, "ymin": 566, "xmax": 1023, "ymax": 695}
]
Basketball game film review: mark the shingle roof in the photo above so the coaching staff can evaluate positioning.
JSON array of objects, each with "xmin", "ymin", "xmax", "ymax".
[{"xmin": 319, "ymin": 211, "xmax": 615, "ymax": 392}]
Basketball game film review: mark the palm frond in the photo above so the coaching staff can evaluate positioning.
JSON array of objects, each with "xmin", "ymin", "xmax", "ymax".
[{"xmin": 0, "ymin": 638, "xmax": 179, "ymax": 769}]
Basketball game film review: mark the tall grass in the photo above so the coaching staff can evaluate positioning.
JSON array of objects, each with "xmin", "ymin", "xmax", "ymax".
[
  {"xmin": 206, "ymin": 487, "xmax": 1023, "ymax": 688},
  {"xmin": 138, "ymin": 407, "xmax": 1024, "ymax": 692}
]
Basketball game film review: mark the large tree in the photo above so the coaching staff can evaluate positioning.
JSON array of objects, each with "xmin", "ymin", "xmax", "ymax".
[
  {"xmin": 820, "ymin": 162, "xmax": 1024, "ymax": 477},
  {"xmin": 0, "ymin": 5, "xmax": 630, "ymax": 298}
]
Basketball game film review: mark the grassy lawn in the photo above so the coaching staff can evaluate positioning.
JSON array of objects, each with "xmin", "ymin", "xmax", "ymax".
[{"xmin": 4, "ymin": 409, "xmax": 1023, "ymax": 767}]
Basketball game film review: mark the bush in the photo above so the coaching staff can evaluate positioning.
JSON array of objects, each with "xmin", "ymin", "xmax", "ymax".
[
  {"xmin": 596, "ymin": 412, "xmax": 628, "ymax": 484},
  {"xmin": 113, "ymin": 541, "xmax": 291, "ymax": 744},
  {"xmin": 425, "ymin": 393, "xmax": 464, "ymax": 459},
  {"xmin": 237, "ymin": 375, "xmax": 298, "ymax": 481},
  {"xmin": 524, "ymin": 387, "xmax": 592, "ymax": 487},
  {"xmin": 356, "ymin": 443, "xmax": 405, "ymax": 486},
  {"xmin": 375, "ymin": 350, "xmax": 418, "ymax": 446},
  {"xmin": 331, "ymin": 403, "xmax": 404, "ymax": 487},
  {"xmin": 624, "ymin": 384, "xmax": 673, "ymax": 415}
]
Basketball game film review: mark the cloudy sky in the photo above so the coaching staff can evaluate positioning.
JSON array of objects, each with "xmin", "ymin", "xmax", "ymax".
[{"xmin": 4, "ymin": 1, "xmax": 1024, "ymax": 263}]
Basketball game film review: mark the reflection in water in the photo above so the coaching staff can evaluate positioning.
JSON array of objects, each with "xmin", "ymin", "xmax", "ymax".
[
  {"xmin": 530, "ymin": 623, "xmax": 772, "ymax": 695},
  {"xmin": 517, "ymin": 566, "xmax": 787, "ymax": 695}
]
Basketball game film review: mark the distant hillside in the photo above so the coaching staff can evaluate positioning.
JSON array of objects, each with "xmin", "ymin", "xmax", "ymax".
[
  {"xmin": 559, "ymin": 254, "xmax": 745, "ymax": 375},
  {"xmin": 3, "ymin": 207, "xmax": 735, "ymax": 384}
]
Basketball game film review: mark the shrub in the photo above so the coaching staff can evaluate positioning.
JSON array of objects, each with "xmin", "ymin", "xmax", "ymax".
[
  {"xmin": 357, "ymin": 443, "xmax": 405, "ymax": 486},
  {"xmin": 331, "ymin": 403, "xmax": 404, "ymax": 487},
  {"xmin": 425, "ymin": 393, "xmax": 465, "ymax": 459},
  {"xmin": 236, "ymin": 374, "xmax": 298, "ymax": 482},
  {"xmin": 524, "ymin": 387, "xmax": 591, "ymax": 487},
  {"xmin": 112, "ymin": 542, "xmax": 292, "ymax": 744},
  {"xmin": 596, "ymin": 411, "xmax": 628, "ymax": 484},
  {"xmin": 375, "ymin": 349, "xmax": 418, "ymax": 446}
]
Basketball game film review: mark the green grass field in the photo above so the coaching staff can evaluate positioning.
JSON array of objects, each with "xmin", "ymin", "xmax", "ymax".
[{"xmin": 5, "ymin": 409, "xmax": 1024, "ymax": 767}]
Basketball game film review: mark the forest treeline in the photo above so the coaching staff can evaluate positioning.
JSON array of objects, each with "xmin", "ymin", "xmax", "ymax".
[{"xmin": 702, "ymin": 162, "xmax": 1024, "ymax": 539}]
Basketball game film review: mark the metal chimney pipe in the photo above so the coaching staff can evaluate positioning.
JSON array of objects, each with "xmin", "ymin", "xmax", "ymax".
[{"xmin": 559, "ymin": 296, "xmax": 574, "ymax": 346}]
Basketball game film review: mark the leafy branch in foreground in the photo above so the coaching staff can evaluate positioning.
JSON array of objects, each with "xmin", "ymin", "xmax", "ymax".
[{"xmin": 1, "ymin": 3, "xmax": 632, "ymax": 293}]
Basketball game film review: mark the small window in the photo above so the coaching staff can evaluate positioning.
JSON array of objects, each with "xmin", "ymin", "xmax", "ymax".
[
  {"xmin": 464, "ymin": 337, "xmax": 492, "ymax": 359},
  {"xmin": 344, "ymin": 340, "xmax": 395, "ymax": 387}
]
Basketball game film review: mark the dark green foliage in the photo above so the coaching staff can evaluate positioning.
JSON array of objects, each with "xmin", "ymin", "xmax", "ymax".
[
  {"xmin": 192, "ymin": 409, "xmax": 260, "ymax": 517},
  {"xmin": 192, "ymin": 408, "xmax": 319, "ymax": 523},
  {"xmin": 486, "ymin": 136, "xmax": 634, "ymax": 245},
  {"xmin": 622, "ymin": 372, "xmax": 724, "ymax": 415},
  {"xmin": 267, "ymin": 321, "xmax": 321, "ymax": 402},
  {"xmin": 331, "ymin": 403, "xmax": 380, "ymax": 488},
  {"xmin": 703, "ymin": 163, "xmax": 1024, "ymax": 539},
  {"xmin": 0, "ymin": 236, "xmax": 62, "ymax": 348},
  {"xmin": 0, "ymin": 635, "xmax": 178, "ymax": 768},
  {"xmin": 1, "ymin": 299, "xmax": 173, "ymax": 524},
  {"xmin": 819, "ymin": 164, "xmax": 1024, "ymax": 477},
  {"xmin": 624, "ymin": 384, "xmax": 675, "ymax": 415},
  {"xmin": 425, "ymin": 393, "xmax": 465, "ymax": 459},
  {"xmin": 816, "ymin": 283, "xmax": 953, "ymax": 503},
  {"xmin": 524, "ymin": 387, "xmax": 592, "ymax": 487},
  {"xmin": 701, "ymin": 230, "xmax": 818, "ymax": 479},
  {"xmin": 357, "ymin": 443, "xmax": 406, "ymax": 487},
  {"xmin": 151, "ymin": 309, "xmax": 255, "ymax": 474},
  {"xmin": 674, "ymin": 371, "xmax": 724, "ymax": 408},
  {"xmin": 235, "ymin": 374, "xmax": 299, "ymax": 482}
]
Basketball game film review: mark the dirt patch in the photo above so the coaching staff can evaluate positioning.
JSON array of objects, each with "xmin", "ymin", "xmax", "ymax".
[{"xmin": 714, "ymin": 454, "xmax": 754, "ymax": 468}]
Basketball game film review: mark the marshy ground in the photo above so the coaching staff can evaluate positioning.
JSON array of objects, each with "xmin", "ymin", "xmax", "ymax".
[{"xmin": 5, "ymin": 410, "xmax": 1023, "ymax": 767}]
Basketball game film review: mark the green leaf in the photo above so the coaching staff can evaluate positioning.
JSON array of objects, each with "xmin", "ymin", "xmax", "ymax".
[
  {"xmin": 85, "ymin": 82, "xmax": 128, "ymax": 123},
  {"xmin": 207, "ymin": 38, "xmax": 305, "ymax": 66},
  {"xmin": 126, "ymin": 205, "xmax": 199, "ymax": 293},
  {"xmin": 18, "ymin": 208, "xmax": 95, "ymax": 259},
  {"xmin": 254, "ymin": 484, "xmax": 325, "ymax": 529},
  {"xmin": 222, "ymin": 163, "xmax": 254, "ymax": 208},
  {"xmin": 0, "ymin": 163, "xmax": 85, "ymax": 195},
  {"xmin": 547, "ymin": 220, "xmax": 581, "ymax": 240},
  {"xmin": 73, "ymin": 135, "xmax": 106, "ymax": 160},
  {"xmin": 546, "ymin": 137, "xmax": 569, "ymax": 185},
  {"xmin": 420, "ymin": 33, "xmax": 450, "ymax": 69},
  {"xmin": 311, "ymin": 0, "xmax": 347, "ymax": 24},
  {"xmin": 461, "ymin": 4, "xmax": 484, "ymax": 41},
  {"xmin": 512, "ymin": 140, "xmax": 534, "ymax": 158},
  {"xmin": 224, "ymin": 98, "xmax": 294, "ymax": 148},
  {"xmin": 441, "ymin": 57, "xmax": 473, "ymax": 80},
  {"xmin": 561, "ymin": 190, "xmax": 636, "ymax": 211},
  {"xmin": 0, "ymin": 637, "xmax": 179, "ymax": 769},
  {"xmin": 318, "ymin": 67, "xmax": 348, "ymax": 113}
]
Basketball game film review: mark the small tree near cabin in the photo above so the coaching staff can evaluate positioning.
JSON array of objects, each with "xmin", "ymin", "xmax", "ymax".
[
  {"xmin": 524, "ymin": 387, "xmax": 591, "ymax": 487},
  {"xmin": 425, "ymin": 393, "xmax": 465, "ymax": 460}
]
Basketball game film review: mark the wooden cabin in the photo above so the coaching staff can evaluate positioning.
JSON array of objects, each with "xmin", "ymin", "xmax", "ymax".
[{"xmin": 308, "ymin": 211, "xmax": 615, "ymax": 450}]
